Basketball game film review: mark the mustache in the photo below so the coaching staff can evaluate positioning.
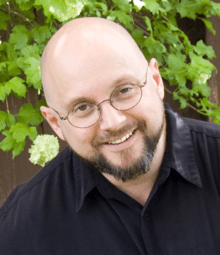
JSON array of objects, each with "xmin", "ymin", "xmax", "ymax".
[{"xmin": 92, "ymin": 120, "xmax": 147, "ymax": 146}]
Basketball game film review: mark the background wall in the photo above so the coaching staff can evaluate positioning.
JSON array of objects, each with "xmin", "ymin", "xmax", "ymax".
[{"xmin": 0, "ymin": 17, "xmax": 220, "ymax": 208}]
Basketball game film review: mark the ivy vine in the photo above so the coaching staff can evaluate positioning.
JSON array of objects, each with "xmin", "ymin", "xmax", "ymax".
[{"xmin": 0, "ymin": 0, "xmax": 220, "ymax": 161}]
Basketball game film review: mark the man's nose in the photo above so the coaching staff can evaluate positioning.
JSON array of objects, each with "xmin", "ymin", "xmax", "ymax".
[{"xmin": 98, "ymin": 101, "xmax": 127, "ymax": 131}]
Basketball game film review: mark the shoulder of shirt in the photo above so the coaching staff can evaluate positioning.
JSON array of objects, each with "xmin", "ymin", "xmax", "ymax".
[
  {"xmin": 182, "ymin": 116, "xmax": 220, "ymax": 139},
  {"xmin": 0, "ymin": 147, "xmax": 73, "ymax": 214}
]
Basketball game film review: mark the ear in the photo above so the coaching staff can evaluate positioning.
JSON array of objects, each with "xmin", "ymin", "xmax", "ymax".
[
  {"xmin": 148, "ymin": 58, "xmax": 164, "ymax": 100},
  {"xmin": 40, "ymin": 106, "xmax": 65, "ymax": 141}
]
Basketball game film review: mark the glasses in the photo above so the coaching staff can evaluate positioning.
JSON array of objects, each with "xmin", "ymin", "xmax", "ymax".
[{"xmin": 52, "ymin": 70, "xmax": 148, "ymax": 128}]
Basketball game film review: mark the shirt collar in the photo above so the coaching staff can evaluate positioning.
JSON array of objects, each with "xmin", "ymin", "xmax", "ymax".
[
  {"xmin": 163, "ymin": 104, "xmax": 202, "ymax": 188},
  {"xmin": 73, "ymin": 155, "xmax": 97, "ymax": 213}
]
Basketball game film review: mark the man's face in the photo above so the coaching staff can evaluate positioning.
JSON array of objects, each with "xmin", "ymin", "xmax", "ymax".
[
  {"xmin": 55, "ymin": 64, "xmax": 165, "ymax": 182},
  {"xmin": 42, "ymin": 27, "xmax": 165, "ymax": 182}
]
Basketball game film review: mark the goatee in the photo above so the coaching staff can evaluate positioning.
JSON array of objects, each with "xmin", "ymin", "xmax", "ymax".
[{"xmin": 82, "ymin": 117, "xmax": 165, "ymax": 182}]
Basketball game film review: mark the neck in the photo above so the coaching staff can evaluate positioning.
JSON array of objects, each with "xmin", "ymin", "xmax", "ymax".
[{"xmin": 102, "ymin": 121, "xmax": 166, "ymax": 205}]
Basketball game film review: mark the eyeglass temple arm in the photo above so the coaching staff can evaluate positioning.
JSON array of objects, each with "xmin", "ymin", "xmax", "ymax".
[{"xmin": 50, "ymin": 107, "xmax": 68, "ymax": 121}]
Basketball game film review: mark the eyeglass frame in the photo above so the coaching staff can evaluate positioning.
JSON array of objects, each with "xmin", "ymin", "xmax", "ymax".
[{"xmin": 50, "ymin": 67, "xmax": 149, "ymax": 128}]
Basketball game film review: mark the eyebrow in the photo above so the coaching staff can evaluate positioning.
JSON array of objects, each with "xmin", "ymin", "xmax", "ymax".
[{"xmin": 65, "ymin": 73, "xmax": 142, "ymax": 109}]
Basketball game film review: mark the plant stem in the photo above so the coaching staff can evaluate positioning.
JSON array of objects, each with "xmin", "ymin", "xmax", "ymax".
[{"xmin": 164, "ymin": 87, "xmax": 204, "ymax": 114}]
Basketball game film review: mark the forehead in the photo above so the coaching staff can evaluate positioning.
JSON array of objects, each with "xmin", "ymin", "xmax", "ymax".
[{"xmin": 43, "ymin": 26, "xmax": 147, "ymax": 110}]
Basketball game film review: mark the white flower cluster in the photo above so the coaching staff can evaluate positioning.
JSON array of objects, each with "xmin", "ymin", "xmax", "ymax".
[
  {"xmin": 197, "ymin": 73, "xmax": 210, "ymax": 84},
  {"xmin": 29, "ymin": 135, "xmax": 59, "ymax": 167}
]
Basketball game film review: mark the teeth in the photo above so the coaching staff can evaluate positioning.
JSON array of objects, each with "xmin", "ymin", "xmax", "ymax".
[{"xmin": 108, "ymin": 131, "xmax": 133, "ymax": 145}]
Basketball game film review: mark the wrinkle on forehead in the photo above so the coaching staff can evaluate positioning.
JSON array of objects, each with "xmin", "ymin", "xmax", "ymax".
[{"xmin": 41, "ymin": 17, "xmax": 146, "ymax": 106}]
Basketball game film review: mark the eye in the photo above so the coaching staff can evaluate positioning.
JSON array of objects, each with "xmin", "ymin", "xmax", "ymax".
[
  {"xmin": 113, "ymin": 84, "xmax": 135, "ymax": 99},
  {"xmin": 77, "ymin": 104, "xmax": 89, "ymax": 112},
  {"xmin": 72, "ymin": 102, "xmax": 96, "ymax": 118},
  {"xmin": 119, "ymin": 87, "xmax": 132, "ymax": 94}
]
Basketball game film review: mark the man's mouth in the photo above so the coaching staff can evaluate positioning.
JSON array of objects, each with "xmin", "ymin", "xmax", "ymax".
[{"xmin": 106, "ymin": 130, "xmax": 135, "ymax": 145}]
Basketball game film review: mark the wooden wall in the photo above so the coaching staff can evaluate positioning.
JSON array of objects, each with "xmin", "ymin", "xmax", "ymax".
[{"xmin": 0, "ymin": 17, "xmax": 220, "ymax": 208}]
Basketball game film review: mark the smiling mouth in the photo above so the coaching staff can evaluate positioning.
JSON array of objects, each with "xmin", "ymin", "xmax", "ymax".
[{"xmin": 106, "ymin": 130, "xmax": 136, "ymax": 145}]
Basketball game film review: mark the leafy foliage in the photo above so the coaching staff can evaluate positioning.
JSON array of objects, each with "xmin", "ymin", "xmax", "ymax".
[{"xmin": 0, "ymin": 0, "xmax": 220, "ymax": 163}]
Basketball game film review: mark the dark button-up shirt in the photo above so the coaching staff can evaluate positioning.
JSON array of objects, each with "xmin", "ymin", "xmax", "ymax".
[{"xmin": 1, "ymin": 105, "xmax": 220, "ymax": 255}]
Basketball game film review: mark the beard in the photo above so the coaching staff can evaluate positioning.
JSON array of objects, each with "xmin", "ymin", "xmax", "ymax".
[
  {"xmin": 70, "ymin": 112, "xmax": 165, "ymax": 182},
  {"xmin": 91, "ymin": 119, "xmax": 164, "ymax": 182}
]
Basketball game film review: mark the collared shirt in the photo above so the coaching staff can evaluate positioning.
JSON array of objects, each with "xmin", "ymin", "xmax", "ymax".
[{"xmin": 0, "ymin": 105, "xmax": 220, "ymax": 255}]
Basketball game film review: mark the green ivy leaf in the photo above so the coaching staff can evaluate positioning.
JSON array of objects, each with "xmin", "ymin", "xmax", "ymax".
[
  {"xmin": 145, "ymin": 36, "xmax": 166, "ymax": 53},
  {"xmin": 199, "ymin": 18, "xmax": 216, "ymax": 35},
  {"xmin": 108, "ymin": 10, "xmax": 132, "ymax": 26},
  {"xmin": 200, "ymin": 98, "xmax": 217, "ymax": 108},
  {"xmin": 175, "ymin": 74, "xmax": 187, "ymax": 88},
  {"xmin": 0, "ymin": 83, "xmax": 6, "ymax": 102},
  {"xmin": 0, "ymin": 62, "xmax": 6, "ymax": 71},
  {"xmin": 0, "ymin": 110, "xmax": 14, "ymax": 131},
  {"xmin": 167, "ymin": 53, "xmax": 187, "ymax": 71},
  {"xmin": 16, "ymin": 57, "xmax": 27, "ymax": 70},
  {"xmin": 15, "ymin": 0, "xmax": 35, "ymax": 11},
  {"xmin": 53, "ymin": 0, "xmax": 84, "ymax": 22},
  {"xmin": 176, "ymin": 0, "xmax": 212, "ymax": 19},
  {"xmin": 17, "ymin": 103, "xmax": 44, "ymax": 126},
  {"xmin": 193, "ymin": 82, "xmax": 211, "ymax": 97},
  {"xmin": 5, "ymin": 77, "xmax": 27, "ymax": 98},
  {"xmin": 187, "ymin": 52, "xmax": 216, "ymax": 83},
  {"xmin": 6, "ymin": 113, "xmax": 16, "ymax": 128},
  {"xmin": 6, "ymin": 43, "xmax": 17, "ymax": 61},
  {"xmin": 145, "ymin": 16, "xmax": 153, "ymax": 34},
  {"xmin": 0, "ymin": 129, "xmax": 25, "ymax": 157},
  {"xmin": 29, "ymin": 127, "xmax": 38, "ymax": 141},
  {"xmin": 95, "ymin": 2, "xmax": 107, "ymax": 11},
  {"xmin": 0, "ymin": 130, "xmax": 15, "ymax": 152},
  {"xmin": 179, "ymin": 86, "xmax": 190, "ymax": 96},
  {"xmin": 31, "ymin": 26, "xmax": 52, "ymax": 44},
  {"xmin": 179, "ymin": 97, "xmax": 187, "ymax": 109},
  {"xmin": 210, "ymin": 2, "xmax": 220, "ymax": 17},
  {"xmin": 8, "ymin": 60, "xmax": 21, "ymax": 76},
  {"xmin": 0, "ymin": 111, "xmax": 7, "ymax": 131},
  {"xmin": 143, "ymin": 0, "xmax": 165, "ymax": 15},
  {"xmin": 12, "ymin": 141, "xmax": 25, "ymax": 158},
  {"xmin": 34, "ymin": 0, "xmax": 67, "ymax": 20},
  {"xmin": 112, "ymin": 0, "xmax": 131, "ymax": 12},
  {"xmin": 37, "ymin": 99, "xmax": 47, "ymax": 108},
  {"xmin": 21, "ymin": 45, "xmax": 40, "ymax": 59},
  {"xmin": 23, "ymin": 57, "xmax": 41, "ymax": 89},
  {"xmin": 0, "ymin": 11, "xmax": 10, "ymax": 30},
  {"xmin": 161, "ymin": 0, "xmax": 172, "ymax": 13},
  {"xmin": 9, "ymin": 25, "xmax": 29, "ymax": 50},
  {"xmin": 173, "ymin": 92, "xmax": 187, "ymax": 109},
  {"xmin": 131, "ymin": 28, "xmax": 145, "ymax": 48},
  {"xmin": 9, "ymin": 123, "xmax": 37, "ymax": 143},
  {"xmin": 193, "ymin": 40, "xmax": 216, "ymax": 59}
]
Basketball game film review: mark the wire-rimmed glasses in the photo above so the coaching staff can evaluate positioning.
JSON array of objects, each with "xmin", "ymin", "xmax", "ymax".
[{"xmin": 52, "ymin": 70, "xmax": 148, "ymax": 128}]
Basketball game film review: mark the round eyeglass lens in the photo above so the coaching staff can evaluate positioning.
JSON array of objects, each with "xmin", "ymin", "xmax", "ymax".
[
  {"xmin": 111, "ymin": 84, "xmax": 142, "ymax": 110},
  {"xmin": 68, "ymin": 103, "xmax": 100, "ymax": 128}
]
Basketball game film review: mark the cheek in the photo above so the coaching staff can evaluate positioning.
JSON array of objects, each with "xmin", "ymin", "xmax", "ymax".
[
  {"xmin": 62, "ymin": 125, "xmax": 97, "ymax": 156},
  {"xmin": 130, "ymin": 91, "xmax": 164, "ymax": 125}
]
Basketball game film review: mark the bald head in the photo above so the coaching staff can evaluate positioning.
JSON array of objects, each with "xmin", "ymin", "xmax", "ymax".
[{"xmin": 41, "ymin": 17, "xmax": 147, "ymax": 107}]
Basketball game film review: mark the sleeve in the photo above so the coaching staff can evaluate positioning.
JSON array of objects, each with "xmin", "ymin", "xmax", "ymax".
[{"xmin": 0, "ymin": 209, "xmax": 16, "ymax": 255}]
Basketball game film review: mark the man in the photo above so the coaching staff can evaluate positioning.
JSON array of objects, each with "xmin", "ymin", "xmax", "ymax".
[{"xmin": 0, "ymin": 17, "xmax": 220, "ymax": 254}]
